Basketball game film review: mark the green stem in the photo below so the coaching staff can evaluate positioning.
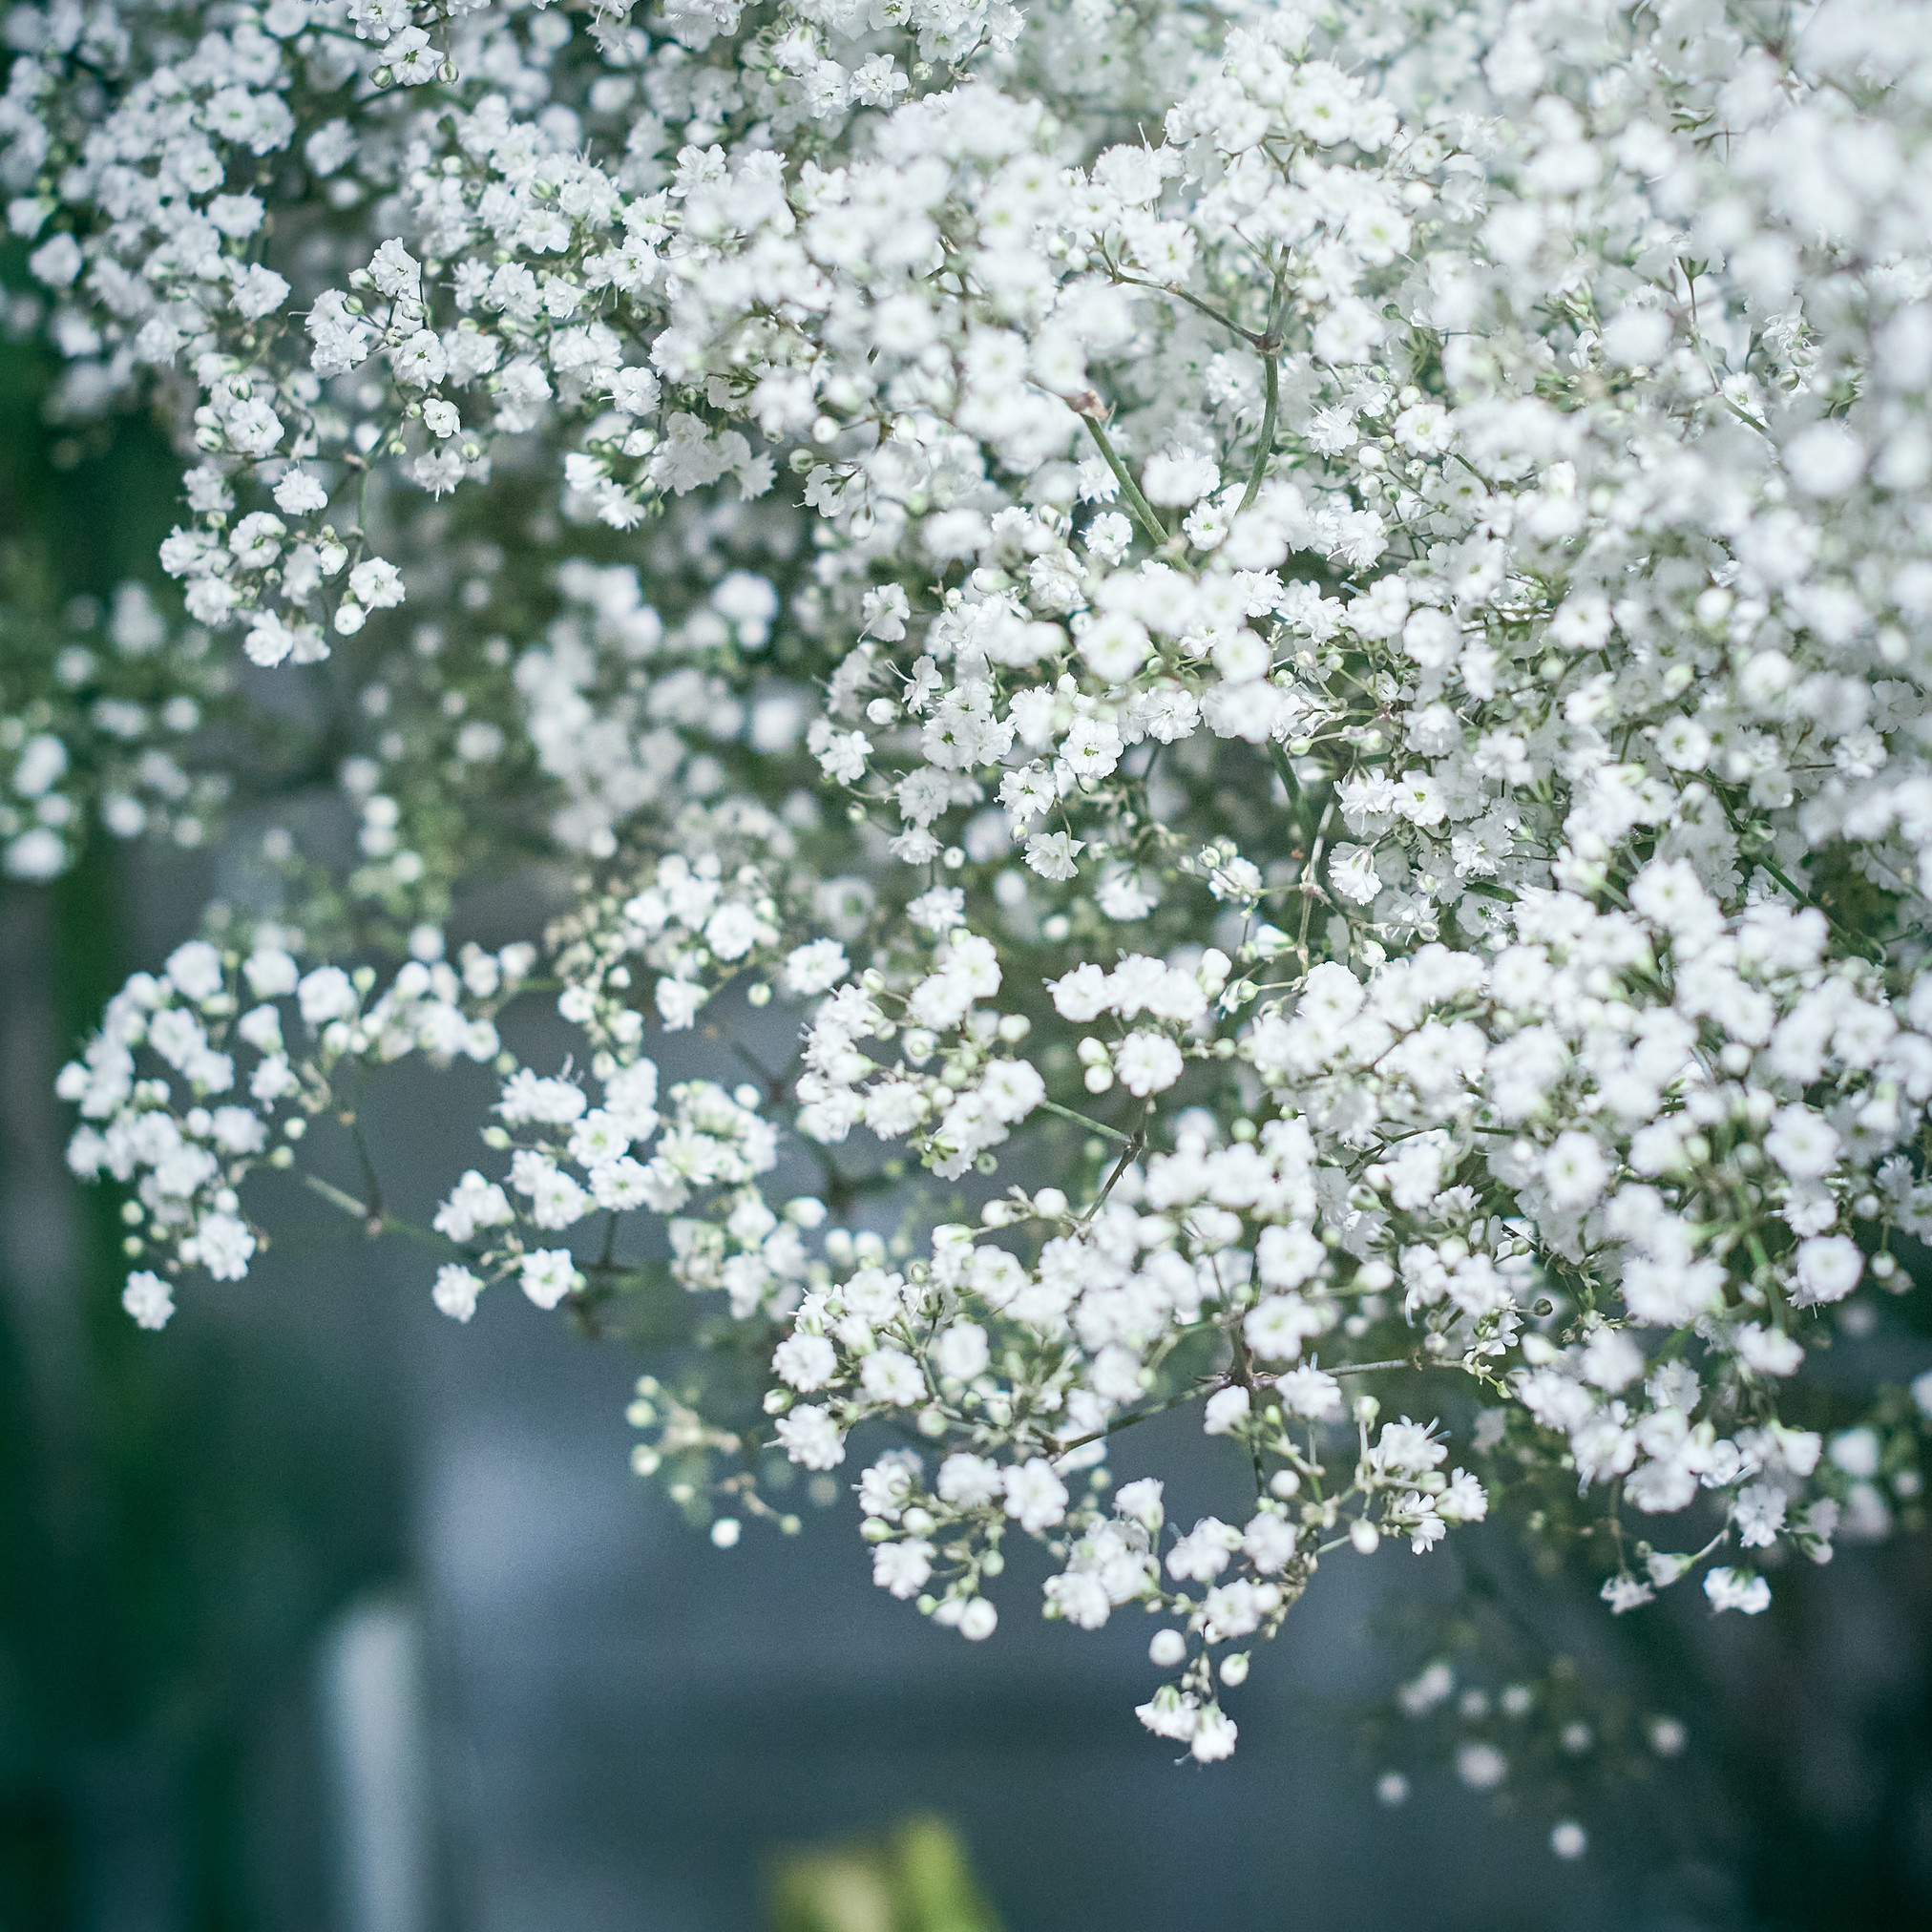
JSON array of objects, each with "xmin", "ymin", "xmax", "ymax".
[
  {"xmin": 1052, "ymin": 1383, "xmax": 1208, "ymax": 1456},
  {"xmin": 1080, "ymin": 415, "xmax": 1169, "ymax": 549},
  {"xmin": 346, "ymin": 1112, "xmax": 384, "ymax": 1220},
  {"xmin": 1754, "ymin": 850, "xmax": 1883, "ymax": 963},
  {"xmin": 1038, "ymin": 1098, "xmax": 1132, "ymax": 1144},
  {"xmin": 1238, "ymin": 351, "xmax": 1279, "ymax": 514},
  {"xmin": 1108, "ymin": 270, "xmax": 1262, "ymax": 346},
  {"xmin": 302, "ymin": 1171, "xmax": 370, "ymax": 1222},
  {"xmin": 1267, "ymin": 738, "xmax": 1312, "ymax": 845},
  {"xmin": 299, "ymin": 1168, "xmax": 464, "ymax": 1256},
  {"xmin": 1083, "ymin": 1118, "xmax": 1148, "ymax": 1222}
]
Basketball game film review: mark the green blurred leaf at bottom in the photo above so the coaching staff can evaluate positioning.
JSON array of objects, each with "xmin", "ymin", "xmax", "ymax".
[{"xmin": 767, "ymin": 1816, "xmax": 1006, "ymax": 1932}]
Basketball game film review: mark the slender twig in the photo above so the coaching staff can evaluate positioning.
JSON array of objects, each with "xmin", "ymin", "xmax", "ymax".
[
  {"xmin": 299, "ymin": 1168, "xmax": 465, "ymax": 1256},
  {"xmin": 1076, "ymin": 411, "xmax": 1170, "ymax": 548},
  {"xmin": 1039, "ymin": 1098, "xmax": 1132, "ymax": 1144},
  {"xmin": 346, "ymin": 1113, "xmax": 385, "ymax": 1220},
  {"xmin": 1053, "ymin": 1383, "xmax": 1208, "ymax": 1456},
  {"xmin": 1108, "ymin": 270, "xmax": 1264, "ymax": 346},
  {"xmin": 1296, "ymin": 795, "xmax": 1339, "ymax": 963},
  {"xmin": 1237, "ymin": 270, "xmax": 1290, "ymax": 514},
  {"xmin": 302, "ymin": 1171, "xmax": 370, "ymax": 1222},
  {"xmin": 1238, "ymin": 349, "xmax": 1280, "ymax": 514},
  {"xmin": 1084, "ymin": 1118, "xmax": 1148, "ymax": 1222}
]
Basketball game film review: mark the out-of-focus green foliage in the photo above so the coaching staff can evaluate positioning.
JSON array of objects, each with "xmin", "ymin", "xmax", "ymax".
[
  {"xmin": 0, "ymin": 312, "xmax": 410, "ymax": 1930},
  {"xmin": 767, "ymin": 1816, "xmax": 1006, "ymax": 1932}
]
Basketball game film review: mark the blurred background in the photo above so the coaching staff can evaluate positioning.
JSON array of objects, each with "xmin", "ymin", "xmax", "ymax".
[{"xmin": 5, "ymin": 284, "xmax": 1932, "ymax": 1932}]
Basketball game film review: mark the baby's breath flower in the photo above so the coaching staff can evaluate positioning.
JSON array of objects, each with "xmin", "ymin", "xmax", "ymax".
[{"xmin": 24, "ymin": 0, "xmax": 1932, "ymax": 1782}]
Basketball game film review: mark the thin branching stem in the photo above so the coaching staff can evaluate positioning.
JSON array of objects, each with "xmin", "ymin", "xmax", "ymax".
[{"xmin": 1079, "ymin": 413, "xmax": 1171, "ymax": 548}]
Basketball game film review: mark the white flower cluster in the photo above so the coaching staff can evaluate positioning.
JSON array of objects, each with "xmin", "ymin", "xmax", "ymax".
[
  {"xmin": 0, "ymin": 582, "xmax": 228, "ymax": 879},
  {"xmin": 1378, "ymin": 1649, "xmax": 1691, "ymax": 1850},
  {"xmin": 61, "ymin": 927, "xmax": 534, "ymax": 1328},
  {"xmin": 20, "ymin": 0, "xmax": 1932, "ymax": 1768}
]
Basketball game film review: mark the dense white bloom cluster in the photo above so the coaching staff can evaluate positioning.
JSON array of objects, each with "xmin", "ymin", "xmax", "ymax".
[{"xmin": 13, "ymin": 0, "xmax": 1932, "ymax": 1775}]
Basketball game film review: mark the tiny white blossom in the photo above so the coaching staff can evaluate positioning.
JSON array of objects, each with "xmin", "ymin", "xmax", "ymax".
[
  {"xmin": 122, "ymin": 1270, "xmax": 175, "ymax": 1331},
  {"xmin": 519, "ymin": 1250, "xmax": 580, "ymax": 1312}
]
